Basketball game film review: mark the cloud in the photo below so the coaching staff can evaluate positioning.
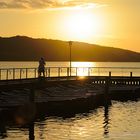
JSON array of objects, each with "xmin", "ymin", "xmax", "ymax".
[{"xmin": 0, "ymin": 0, "xmax": 106, "ymax": 10}]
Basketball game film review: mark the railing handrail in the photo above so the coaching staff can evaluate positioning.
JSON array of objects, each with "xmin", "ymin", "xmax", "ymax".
[
  {"xmin": 0, "ymin": 66, "xmax": 140, "ymax": 70},
  {"xmin": 0, "ymin": 66, "xmax": 140, "ymax": 81}
]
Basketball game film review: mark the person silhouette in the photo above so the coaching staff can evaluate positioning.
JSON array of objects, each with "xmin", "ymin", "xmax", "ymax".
[{"xmin": 38, "ymin": 57, "xmax": 46, "ymax": 77}]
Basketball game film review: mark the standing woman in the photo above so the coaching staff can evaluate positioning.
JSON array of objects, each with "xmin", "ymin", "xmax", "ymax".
[{"xmin": 38, "ymin": 57, "xmax": 46, "ymax": 77}]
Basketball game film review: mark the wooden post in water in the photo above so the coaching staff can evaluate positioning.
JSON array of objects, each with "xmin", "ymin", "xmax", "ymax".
[
  {"xmin": 29, "ymin": 121, "xmax": 35, "ymax": 140},
  {"xmin": 105, "ymin": 77, "xmax": 109, "ymax": 105},
  {"xmin": 105, "ymin": 77, "xmax": 109, "ymax": 95},
  {"xmin": 104, "ymin": 72, "xmax": 111, "ymax": 105},
  {"xmin": 130, "ymin": 72, "xmax": 133, "ymax": 85},
  {"xmin": 103, "ymin": 102, "xmax": 109, "ymax": 135}
]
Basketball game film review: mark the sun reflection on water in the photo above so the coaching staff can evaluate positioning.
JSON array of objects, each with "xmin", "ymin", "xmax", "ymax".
[
  {"xmin": 72, "ymin": 62, "xmax": 95, "ymax": 68},
  {"xmin": 72, "ymin": 62, "xmax": 96, "ymax": 76}
]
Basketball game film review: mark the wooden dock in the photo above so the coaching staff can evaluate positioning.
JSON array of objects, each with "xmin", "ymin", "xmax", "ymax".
[
  {"xmin": 0, "ymin": 74, "xmax": 140, "ymax": 89},
  {"xmin": 0, "ymin": 67, "xmax": 140, "ymax": 108}
]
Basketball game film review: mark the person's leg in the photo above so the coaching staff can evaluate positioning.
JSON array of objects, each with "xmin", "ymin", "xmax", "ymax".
[
  {"xmin": 43, "ymin": 70, "xmax": 45, "ymax": 77},
  {"xmin": 38, "ymin": 70, "xmax": 41, "ymax": 77}
]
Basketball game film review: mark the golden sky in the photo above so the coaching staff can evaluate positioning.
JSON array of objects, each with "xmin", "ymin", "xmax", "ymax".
[{"xmin": 0, "ymin": 0, "xmax": 140, "ymax": 52}]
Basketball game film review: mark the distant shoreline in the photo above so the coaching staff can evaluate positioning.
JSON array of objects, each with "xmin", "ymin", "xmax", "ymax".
[{"xmin": 0, "ymin": 36, "xmax": 140, "ymax": 62}]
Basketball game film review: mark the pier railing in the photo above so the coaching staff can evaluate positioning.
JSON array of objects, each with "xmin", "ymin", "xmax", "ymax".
[{"xmin": 0, "ymin": 67, "xmax": 140, "ymax": 80}]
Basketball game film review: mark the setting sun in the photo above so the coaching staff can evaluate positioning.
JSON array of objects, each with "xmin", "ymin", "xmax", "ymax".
[{"xmin": 63, "ymin": 11, "xmax": 103, "ymax": 40}]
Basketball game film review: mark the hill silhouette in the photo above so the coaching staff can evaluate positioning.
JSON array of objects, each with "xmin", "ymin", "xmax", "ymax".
[{"xmin": 0, "ymin": 36, "xmax": 140, "ymax": 61}]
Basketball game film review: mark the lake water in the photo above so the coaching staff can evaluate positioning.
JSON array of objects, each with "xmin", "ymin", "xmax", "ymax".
[
  {"xmin": 0, "ymin": 61, "xmax": 140, "ymax": 68},
  {"xmin": 0, "ymin": 61, "xmax": 140, "ymax": 140},
  {"xmin": 0, "ymin": 100, "xmax": 140, "ymax": 140}
]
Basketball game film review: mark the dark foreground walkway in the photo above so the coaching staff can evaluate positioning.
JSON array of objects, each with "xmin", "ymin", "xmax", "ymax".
[{"xmin": 0, "ymin": 76, "xmax": 140, "ymax": 108}]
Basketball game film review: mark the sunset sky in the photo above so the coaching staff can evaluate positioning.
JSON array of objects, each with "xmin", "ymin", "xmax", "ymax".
[{"xmin": 0, "ymin": 0, "xmax": 140, "ymax": 52}]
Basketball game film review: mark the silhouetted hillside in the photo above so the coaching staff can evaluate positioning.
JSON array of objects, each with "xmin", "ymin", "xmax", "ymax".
[{"xmin": 0, "ymin": 36, "xmax": 140, "ymax": 61}]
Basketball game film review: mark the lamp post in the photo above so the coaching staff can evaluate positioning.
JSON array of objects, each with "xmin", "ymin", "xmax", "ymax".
[{"xmin": 68, "ymin": 41, "xmax": 73, "ymax": 76}]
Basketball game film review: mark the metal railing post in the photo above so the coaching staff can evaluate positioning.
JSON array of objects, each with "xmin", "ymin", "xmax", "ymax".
[
  {"xmin": 98, "ymin": 68, "xmax": 100, "ymax": 76},
  {"xmin": 48, "ymin": 68, "xmax": 50, "ymax": 77},
  {"xmin": 67, "ymin": 67, "xmax": 69, "ymax": 76},
  {"xmin": 130, "ymin": 72, "xmax": 132, "ymax": 77},
  {"xmin": 6, "ymin": 69, "xmax": 8, "ymax": 80},
  {"xmin": 20, "ymin": 69, "xmax": 22, "ymax": 79},
  {"xmin": 45, "ymin": 68, "xmax": 47, "ymax": 77},
  {"xmin": 13, "ymin": 68, "xmax": 15, "ymax": 79},
  {"xmin": 76, "ymin": 67, "xmax": 78, "ymax": 76},
  {"xmin": 34, "ymin": 68, "xmax": 36, "ymax": 78},
  {"xmin": 88, "ymin": 67, "xmax": 90, "ymax": 76},
  {"xmin": 26, "ymin": 68, "xmax": 28, "ymax": 79},
  {"xmin": 109, "ymin": 71, "xmax": 111, "ymax": 77},
  {"xmin": 0, "ymin": 69, "xmax": 1, "ymax": 80},
  {"xmin": 58, "ymin": 67, "xmax": 60, "ymax": 77}
]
